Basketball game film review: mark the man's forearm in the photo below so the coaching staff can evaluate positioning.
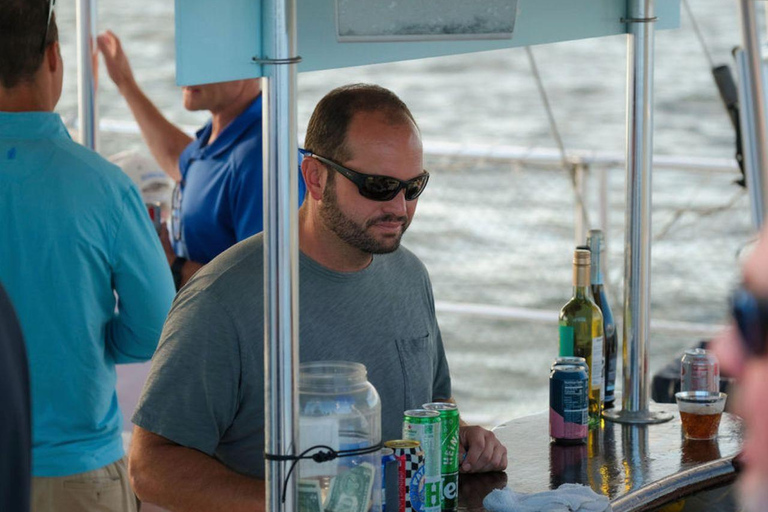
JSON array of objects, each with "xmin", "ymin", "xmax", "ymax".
[
  {"xmin": 130, "ymin": 429, "xmax": 264, "ymax": 512},
  {"xmin": 119, "ymin": 82, "xmax": 192, "ymax": 182}
]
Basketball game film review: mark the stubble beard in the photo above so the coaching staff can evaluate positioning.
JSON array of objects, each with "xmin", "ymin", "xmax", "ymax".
[{"xmin": 319, "ymin": 178, "xmax": 410, "ymax": 255}]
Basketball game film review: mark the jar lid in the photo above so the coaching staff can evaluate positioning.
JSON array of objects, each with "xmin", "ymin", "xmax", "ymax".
[{"xmin": 299, "ymin": 361, "xmax": 368, "ymax": 391}]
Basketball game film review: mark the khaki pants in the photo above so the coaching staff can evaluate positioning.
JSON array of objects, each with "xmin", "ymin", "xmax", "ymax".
[{"xmin": 32, "ymin": 457, "xmax": 138, "ymax": 512}]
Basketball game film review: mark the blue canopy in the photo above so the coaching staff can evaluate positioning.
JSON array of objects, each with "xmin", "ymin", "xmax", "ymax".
[{"xmin": 175, "ymin": 0, "xmax": 680, "ymax": 85}]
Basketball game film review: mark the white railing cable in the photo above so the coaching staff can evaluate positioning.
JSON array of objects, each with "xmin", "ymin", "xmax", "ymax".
[{"xmin": 435, "ymin": 300, "xmax": 724, "ymax": 338}]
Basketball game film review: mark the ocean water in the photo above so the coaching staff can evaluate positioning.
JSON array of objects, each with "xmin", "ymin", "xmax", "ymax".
[{"xmin": 53, "ymin": 0, "xmax": 755, "ymax": 425}]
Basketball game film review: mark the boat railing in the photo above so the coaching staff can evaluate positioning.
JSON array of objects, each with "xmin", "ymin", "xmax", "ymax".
[{"xmin": 87, "ymin": 117, "xmax": 735, "ymax": 341}]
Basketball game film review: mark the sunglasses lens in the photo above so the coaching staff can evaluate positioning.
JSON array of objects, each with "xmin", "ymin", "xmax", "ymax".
[
  {"xmin": 361, "ymin": 176, "xmax": 401, "ymax": 201},
  {"xmin": 404, "ymin": 174, "xmax": 428, "ymax": 200}
]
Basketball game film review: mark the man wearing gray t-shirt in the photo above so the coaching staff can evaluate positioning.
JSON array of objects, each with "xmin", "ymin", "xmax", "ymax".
[{"xmin": 129, "ymin": 84, "xmax": 507, "ymax": 511}]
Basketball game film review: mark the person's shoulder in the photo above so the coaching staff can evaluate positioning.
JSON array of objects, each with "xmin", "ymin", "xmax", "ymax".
[
  {"xmin": 183, "ymin": 233, "xmax": 265, "ymax": 298},
  {"xmin": 52, "ymin": 139, "xmax": 135, "ymax": 195}
]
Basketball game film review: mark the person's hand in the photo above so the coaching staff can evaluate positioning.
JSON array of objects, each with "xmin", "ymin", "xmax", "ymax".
[
  {"xmin": 97, "ymin": 30, "xmax": 136, "ymax": 93},
  {"xmin": 458, "ymin": 425, "xmax": 507, "ymax": 473},
  {"xmin": 158, "ymin": 222, "xmax": 176, "ymax": 267}
]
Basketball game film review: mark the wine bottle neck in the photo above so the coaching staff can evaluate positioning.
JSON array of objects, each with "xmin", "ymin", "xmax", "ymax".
[
  {"xmin": 591, "ymin": 254, "xmax": 604, "ymax": 285},
  {"xmin": 573, "ymin": 263, "xmax": 590, "ymax": 288},
  {"xmin": 573, "ymin": 285, "xmax": 589, "ymax": 298},
  {"xmin": 588, "ymin": 233, "xmax": 604, "ymax": 285}
]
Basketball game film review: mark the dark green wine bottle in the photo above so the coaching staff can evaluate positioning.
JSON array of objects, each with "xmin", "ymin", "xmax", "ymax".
[{"xmin": 559, "ymin": 248, "xmax": 604, "ymax": 426}]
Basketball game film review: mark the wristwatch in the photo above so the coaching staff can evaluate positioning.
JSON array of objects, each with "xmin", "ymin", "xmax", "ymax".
[{"xmin": 171, "ymin": 257, "xmax": 187, "ymax": 291}]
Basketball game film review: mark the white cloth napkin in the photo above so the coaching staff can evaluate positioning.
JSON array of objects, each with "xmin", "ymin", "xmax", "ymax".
[{"xmin": 483, "ymin": 483, "xmax": 612, "ymax": 512}]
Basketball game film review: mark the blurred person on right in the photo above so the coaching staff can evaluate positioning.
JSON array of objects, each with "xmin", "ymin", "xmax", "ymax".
[{"xmin": 713, "ymin": 226, "xmax": 768, "ymax": 512}]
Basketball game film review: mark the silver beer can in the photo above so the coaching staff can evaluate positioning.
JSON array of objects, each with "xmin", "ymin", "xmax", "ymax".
[{"xmin": 681, "ymin": 348, "xmax": 719, "ymax": 393}]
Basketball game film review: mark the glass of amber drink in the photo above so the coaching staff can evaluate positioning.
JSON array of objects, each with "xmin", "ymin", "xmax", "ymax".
[{"xmin": 675, "ymin": 391, "xmax": 727, "ymax": 440}]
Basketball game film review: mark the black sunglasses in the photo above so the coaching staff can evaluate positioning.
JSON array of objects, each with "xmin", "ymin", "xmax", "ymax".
[
  {"xmin": 41, "ymin": 0, "xmax": 56, "ymax": 54},
  {"xmin": 299, "ymin": 149, "xmax": 429, "ymax": 202},
  {"xmin": 731, "ymin": 286, "xmax": 768, "ymax": 357}
]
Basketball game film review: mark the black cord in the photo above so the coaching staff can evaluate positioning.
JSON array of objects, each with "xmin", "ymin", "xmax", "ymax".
[{"xmin": 265, "ymin": 442, "xmax": 383, "ymax": 503}]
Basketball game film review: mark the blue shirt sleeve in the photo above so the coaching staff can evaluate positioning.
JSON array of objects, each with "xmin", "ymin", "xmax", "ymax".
[{"xmin": 107, "ymin": 185, "xmax": 176, "ymax": 363}]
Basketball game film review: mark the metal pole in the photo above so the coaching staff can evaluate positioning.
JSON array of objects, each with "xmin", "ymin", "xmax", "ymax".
[
  {"xmin": 604, "ymin": 0, "xmax": 672, "ymax": 425},
  {"xmin": 737, "ymin": 0, "xmax": 768, "ymax": 228},
  {"xmin": 599, "ymin": 166, "xmax": 609, "ymax": 235},
  {"xmin": 764, "ymin": 2, "xmax": 768, "ymax": 44},
  {"xmin": 263, "ymin": 0, "xmax": 300, "ymax": 511},
  {"xmin": 76, "ymin": 0, "xmax": 98, "ymax": 150},
  {"xmin": 599, "ymin": 166, "xmax": 609, "ymax": 272},
  {"xmin": 734, "ymin": 48, "xmax": 765, "ymax": 229},
  {"xmin": 574, "ymin": 164, "xmax": 587, "ymax": 245}
]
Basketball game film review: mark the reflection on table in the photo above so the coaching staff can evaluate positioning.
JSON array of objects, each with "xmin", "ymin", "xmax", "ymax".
[{"xmin": 458, "ymin": 403, "xmax": 743, "ymax": 512}]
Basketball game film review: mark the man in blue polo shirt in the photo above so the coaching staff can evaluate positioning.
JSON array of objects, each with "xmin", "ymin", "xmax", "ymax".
[
  {"xmin": 98, "ymin": 30, "xmax": 305, "ymax": 289},
  {"xmin": 0, "ymin": 2, "xmax": 175, "ymax": 510}
]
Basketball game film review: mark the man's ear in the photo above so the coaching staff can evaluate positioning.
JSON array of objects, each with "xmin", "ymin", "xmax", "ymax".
[
  {"xmin": 46, "ymin": 42, "xmax": 60, "ymax": 73},
  {"xmin": 301, "ymin": 156, "xmax": 327, "ymax": 201}
]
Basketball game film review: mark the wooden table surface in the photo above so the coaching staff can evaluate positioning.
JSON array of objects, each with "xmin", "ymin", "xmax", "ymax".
[{"xmin": 458, "ymin": 404, "xmax": 743, "ymax": 512}]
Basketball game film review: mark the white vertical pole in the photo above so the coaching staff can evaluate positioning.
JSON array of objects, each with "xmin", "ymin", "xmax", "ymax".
[
  {"xmin": 76, "ymin": 0, "xmax": 98, "ymax": 150},
  {"xmin": 734, "ymin": 48, "xmax": 765, "ymax": 229},
  {"xmin": 262, "ymin": 0, "xmax": 300, "ymax": 511},
  {"xmin": 737, "ymin": 0, "xmax": 768, "ymax": 228}
]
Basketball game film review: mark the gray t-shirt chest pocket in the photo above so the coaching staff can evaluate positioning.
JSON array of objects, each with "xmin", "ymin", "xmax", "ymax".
[{"xmin": 395, "ymin": 333, "xmax": 435, "ymax": 409}]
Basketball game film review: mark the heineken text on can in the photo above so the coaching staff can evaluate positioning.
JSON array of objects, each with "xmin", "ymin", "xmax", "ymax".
[
  {"xmin": 549, "ymin": 365, "xmax": 588, "ymax": 445},
  {"xmin": 403, "ymin": 410, "xmax": 442, "ymax": 512},
  {"xmin": 384, "ymin": 439, "xmax": 423, "ymax": 512},
  {"xmin": 422, "ymin": 402, "xmax": 459, "ymax": 510}
]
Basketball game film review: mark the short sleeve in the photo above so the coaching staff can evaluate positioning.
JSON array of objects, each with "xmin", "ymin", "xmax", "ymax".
[
  {"xmin": 132, "ymin": 285, "xmax": 242, "ymax": 455},
  {"xmin": 432, "ymin": 323, "xmax": 452, "ymax": 401},
  {"xmin": 423, "ymin": 271, "xmax": 451, "ymax": 400}
]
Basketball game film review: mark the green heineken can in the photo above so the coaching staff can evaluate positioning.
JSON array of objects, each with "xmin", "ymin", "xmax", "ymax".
[
  {"xmin": 423, "ymin": 402, "xmax": 460, "ymax": 511},
  {"xmin": 403, "ymin": 409, "xmax": 442, "ymax": 512}
]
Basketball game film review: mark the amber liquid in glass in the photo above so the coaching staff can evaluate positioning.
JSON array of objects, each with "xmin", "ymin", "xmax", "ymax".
[{"xmin": 680, "ymin": 411, "xmax": 722, "ymax": 440}]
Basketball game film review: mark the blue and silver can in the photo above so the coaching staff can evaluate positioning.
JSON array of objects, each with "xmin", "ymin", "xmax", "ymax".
[
  {"xmin": 551, "ymin": 356, "xmax": 589, "ymax": 374},
  {"xmin": 382, "ymin": 447, "xmax": 398, "ymax": 512},
  {"xmin": 549, "ymin": 364, "xmax": 589, "ymax": 445}
]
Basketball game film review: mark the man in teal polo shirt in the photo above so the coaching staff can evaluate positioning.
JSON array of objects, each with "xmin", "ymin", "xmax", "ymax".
[
  {"xmin": 0, "ymin": 2, "xmax": 175, "ymax": 510},
  {"xmin": 98, "ymin": 31, "xmax": 305, "ymax": 290}
]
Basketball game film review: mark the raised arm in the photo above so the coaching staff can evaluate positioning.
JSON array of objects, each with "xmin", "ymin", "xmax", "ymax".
[
  {"xmin": 97, "ymin": 30, "xmax": 192, "ymax": 182},
  {"xmin": 130, "ymin": 427, "xmax": 265, "ymax": 512}
]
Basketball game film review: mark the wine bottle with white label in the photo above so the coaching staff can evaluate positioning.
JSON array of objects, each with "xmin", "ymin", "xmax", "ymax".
[{"xmin": 558, "ymin": 248, "xmax": 605, "ymax": 427}]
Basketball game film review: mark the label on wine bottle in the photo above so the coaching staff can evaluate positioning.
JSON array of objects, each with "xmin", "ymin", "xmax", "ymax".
[
  {"xmin": 591, "ymin": 335, "xmax": 604, "ymax": 389},
  {"xmin": 558, "ymin": 326, "xmax": 575, "ymax": 357}
]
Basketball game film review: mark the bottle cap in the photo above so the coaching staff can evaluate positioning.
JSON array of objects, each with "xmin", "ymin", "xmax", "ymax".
[{"xmin": 574, "ymin": 249, "xmax": 591, "ymax": 266}]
